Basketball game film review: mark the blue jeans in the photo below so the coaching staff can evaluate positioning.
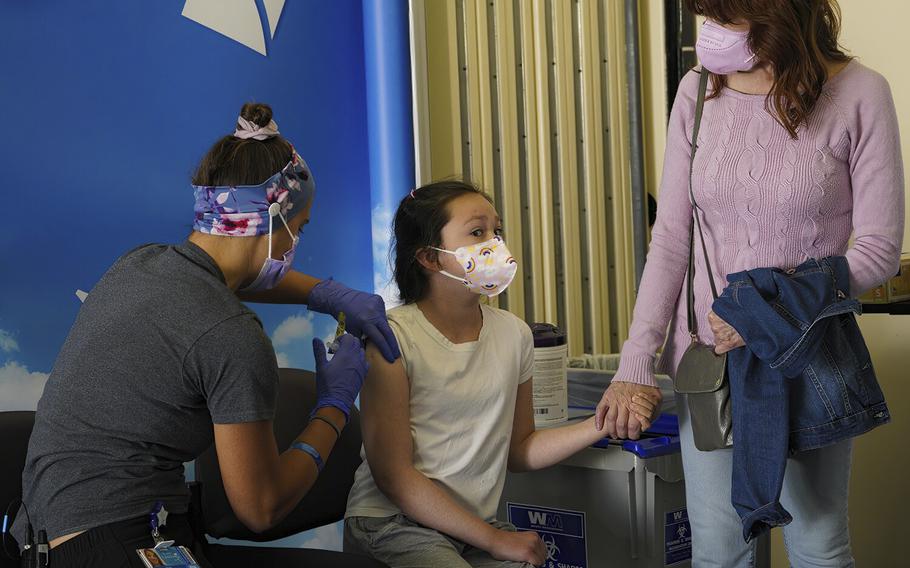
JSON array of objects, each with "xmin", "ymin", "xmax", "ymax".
[{"xmin": 679, "ymin": 399, "xmax": 855, "ymax": 567}]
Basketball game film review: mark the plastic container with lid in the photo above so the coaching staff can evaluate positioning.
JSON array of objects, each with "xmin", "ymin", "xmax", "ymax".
[{"xmin": 530, "ymin": 323, "xmax": 568, "ymax": 427}]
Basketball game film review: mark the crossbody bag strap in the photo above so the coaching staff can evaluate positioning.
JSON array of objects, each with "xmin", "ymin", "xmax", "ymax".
[{"xmin": 686, "ymin": 70, "xmax": 719, "ymax": 337}]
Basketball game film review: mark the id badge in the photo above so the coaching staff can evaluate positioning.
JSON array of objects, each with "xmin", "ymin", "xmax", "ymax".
[{"xmin": 136, "ymin": 544, "xmax": 201, "ymax": 567}]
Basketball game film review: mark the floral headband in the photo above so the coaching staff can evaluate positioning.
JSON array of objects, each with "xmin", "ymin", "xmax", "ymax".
[{"xmin": 192, "ymin": 148, "xmax": 315, "ymax": 237}]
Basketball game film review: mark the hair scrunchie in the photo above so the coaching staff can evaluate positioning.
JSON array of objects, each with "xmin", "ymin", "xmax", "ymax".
[{"xmin": 234, "ymin": 116, "xmax": 280, "ymax": 141}]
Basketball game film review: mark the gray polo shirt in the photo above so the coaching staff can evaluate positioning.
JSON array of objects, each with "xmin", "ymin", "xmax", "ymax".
[{"xmin": 13, "ymin": 241, "xmax": 279, "ymax": 541}]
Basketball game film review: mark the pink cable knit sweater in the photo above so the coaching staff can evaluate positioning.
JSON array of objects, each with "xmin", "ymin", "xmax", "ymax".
[{"xmin": 615, "ymin": 61, "xmax": 905, "ymax": 387}]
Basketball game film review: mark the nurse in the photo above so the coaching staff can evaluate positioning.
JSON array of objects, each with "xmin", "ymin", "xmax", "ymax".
[{"xmin": 12, "ymin": 103, "xmax": 399, "ymax": 567}]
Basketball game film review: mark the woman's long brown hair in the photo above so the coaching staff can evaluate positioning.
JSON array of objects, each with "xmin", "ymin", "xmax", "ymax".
[{"xmin": 685, "ymin": 0, "xmax": 851, "ymax": 138}]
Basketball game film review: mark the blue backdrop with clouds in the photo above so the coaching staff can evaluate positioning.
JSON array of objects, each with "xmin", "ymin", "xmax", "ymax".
[{"xmin": 0, "ymin": 0, "xmax": 384, "ymax": 550}]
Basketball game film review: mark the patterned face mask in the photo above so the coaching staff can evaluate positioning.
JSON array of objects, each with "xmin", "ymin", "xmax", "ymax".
[{"xmin": 432, "ymin": 236, "xmax": 518, "ymax": 297}]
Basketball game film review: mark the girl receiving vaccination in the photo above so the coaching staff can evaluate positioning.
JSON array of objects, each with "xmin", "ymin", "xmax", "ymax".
[{"xmin": 344, "ymin": 181, "xmax": 658, "ymax": 567}]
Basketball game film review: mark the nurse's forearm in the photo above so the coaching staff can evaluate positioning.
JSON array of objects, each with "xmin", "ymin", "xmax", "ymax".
[
  {"xmin": 215, "ymin": 407, "xmax": 347, "ymax": 534},
  {"xmin": 508, "ymin": 417, "xmax": 604, "ymax": 472},
  {"xmin": 236, "ymin": 270, "xmax": 321, "ymax": 304},
  {"xmin": 259, "ymin": 407, "xmax": 346, "ymax": 529}
]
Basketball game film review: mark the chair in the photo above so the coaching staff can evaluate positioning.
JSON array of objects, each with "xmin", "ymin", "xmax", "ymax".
[
  {"xmin": 0, "ymin": 411, "xmax": 36, "ymax": 568},
  {"xmin": 193, "ymin": 368, "xmax": 387, "ymax": 568}
]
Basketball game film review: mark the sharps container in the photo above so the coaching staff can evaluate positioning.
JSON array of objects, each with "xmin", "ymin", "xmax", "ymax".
[
  {"xmin": 531, "ymin": 323, "xmax": 568, "ymax": 426},
  {"xmin": 497, "ymin": 363, "xmax": 771, "ymax": 568}
]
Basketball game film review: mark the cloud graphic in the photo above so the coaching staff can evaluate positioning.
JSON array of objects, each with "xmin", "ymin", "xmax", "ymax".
[
  {"xmin": 272, "ymin": 313, "xmax": 315, "ymax": 347},
  {"xmin": 371, "ymin": 203, "xmax": 400, "ymax": 308},
  {"xmin": 270, "ymin": 313, "xmax": 338, "ymax": 370},
  {"xmin": 208, "ymin": 520, "xmax": 343, "ymax": 551},
  {"xmin": 296, "ymin": 522, "xmax": 343, "ymax": 551},
  {"xmin": 0, "ymin": 361, "xmax": 49, "ymax": 411},
  {"xmin": 0, "ymin": 329, "xmax": 20, "ymax": 353}
]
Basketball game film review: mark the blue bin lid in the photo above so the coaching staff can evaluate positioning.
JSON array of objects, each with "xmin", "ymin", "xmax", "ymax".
[
  {"xmin": 619, "ymin": 436, "xmax": 681, "ymax": 459},
  {"xmin": 585, "ymin": 412, "xmax": 681, "ymax": 459},
  {"xmin": 644, "ymin": 413, "xmax": 678, "ymax": 436}
]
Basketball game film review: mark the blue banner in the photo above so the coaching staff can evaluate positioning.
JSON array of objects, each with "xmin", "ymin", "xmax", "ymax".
[
  {"xmin": 362, "ymin": 0, "xmax": 414, "ymax": 304},
  {"xmin": 0, "ymin": 0, "xmax": 400, "ymax": 552},
  {"xmin": 0, "ymin": 0, "xmax": 372, "ymax": 409}
]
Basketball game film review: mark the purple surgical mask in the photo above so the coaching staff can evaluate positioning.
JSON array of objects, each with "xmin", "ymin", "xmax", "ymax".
[
  {"xmin": 695, "ymin": 20, "xmax": 756, "ymax": 75},
  {"xmin": 240, "ymin": 203, "xmax": 299, "ymax": 292}
]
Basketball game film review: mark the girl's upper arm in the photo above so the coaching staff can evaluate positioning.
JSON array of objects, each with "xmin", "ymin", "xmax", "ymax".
[
  {"xmin": 360, "ymin": 341, "xmax": 414, "ymax": 487},
  {"xmin": 509, "ymin": 380, "xmax": 535, "ymax": 459}
]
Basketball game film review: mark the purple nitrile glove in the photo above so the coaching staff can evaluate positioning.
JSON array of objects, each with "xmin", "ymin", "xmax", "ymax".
[
  {"xmin": 307, "ymin": 279, "xmax": 401, "ymax": 363},
  {"xmin": 311, "ymin": 335, "xmax": 369, "ymax": 421}
]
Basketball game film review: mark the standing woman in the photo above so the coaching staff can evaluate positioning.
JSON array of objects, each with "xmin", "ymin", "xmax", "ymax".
[
  {"xmin": 12, "ymin": 103, "xmax": 400, "ymax": 567},
  {"xmin": 596, "ymin": 0, "xmax": 904, "ymax": 565}
]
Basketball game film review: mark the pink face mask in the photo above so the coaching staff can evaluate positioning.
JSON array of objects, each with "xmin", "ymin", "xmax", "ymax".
[{"xmin": 695, "ymin": 20, "xmax": 757, "ymax": 75}]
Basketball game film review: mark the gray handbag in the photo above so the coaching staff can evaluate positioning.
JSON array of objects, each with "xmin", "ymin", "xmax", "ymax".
[{"xmin": 673, "ymin": 70, "xmax": 734, "ymax": 451}]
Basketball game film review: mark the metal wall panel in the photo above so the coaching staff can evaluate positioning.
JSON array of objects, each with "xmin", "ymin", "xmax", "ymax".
[{"xmin": 420, "ymin": 0, "xmax": 639, "ymax": 356}]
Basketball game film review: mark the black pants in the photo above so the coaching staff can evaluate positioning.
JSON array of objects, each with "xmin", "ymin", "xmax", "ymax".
[{"xmin": 47, "ymin": 513, "xmax": 212, "ymax": 568}]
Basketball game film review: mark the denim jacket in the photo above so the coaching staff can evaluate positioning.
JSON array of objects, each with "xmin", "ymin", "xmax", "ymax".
[{"xmin": 712, "ymin": 256, "xmax": 890, "ymax": 541}]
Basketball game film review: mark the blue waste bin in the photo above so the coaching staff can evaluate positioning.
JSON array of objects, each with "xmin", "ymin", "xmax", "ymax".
[{"xmin": 498, "ymin": 367, "xmax": 770, "ymax": 568}]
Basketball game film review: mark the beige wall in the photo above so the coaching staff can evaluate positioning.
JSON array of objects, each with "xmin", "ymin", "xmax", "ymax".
[
  {"xmin": 640, "ymin": 2, "xmax": 910, "ymax": 565},
  {"xmin": 801, "ymin": 3, "xmax": 910, "ymax": 565},
  {"xmin": 837, "ymin": 0, "xmax": 910, "ymax": 246}
]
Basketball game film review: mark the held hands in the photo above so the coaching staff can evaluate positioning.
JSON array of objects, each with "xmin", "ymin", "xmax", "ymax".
[
  {"xmin": 311, "ymin": 334, "xmax": 369, "ymax": 421},
  {"xmin": 488, "ymin": 528, "xmax": 547, "ymax": 566},
  {"xmin": 595, "ymin": 382, "xmax": 662, "ymax": 440},
  {"xmin": 708, "ymin": 311, "xmax": 746, "ymax": 354},
  {"xmin": 307, "ymin": 279, "xmax": 402, "ymax": 363}
]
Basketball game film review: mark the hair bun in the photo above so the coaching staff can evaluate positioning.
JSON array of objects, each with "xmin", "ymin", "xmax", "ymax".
[{"xmin": 240, "ymin": 102, "xmax": 274, "ymax": 128}]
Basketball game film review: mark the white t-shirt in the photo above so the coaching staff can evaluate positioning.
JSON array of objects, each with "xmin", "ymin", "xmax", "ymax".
[{"xmin": 345, "ymin": 302, "xmax": 535, "ymax": 522}]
